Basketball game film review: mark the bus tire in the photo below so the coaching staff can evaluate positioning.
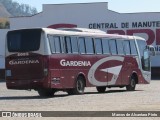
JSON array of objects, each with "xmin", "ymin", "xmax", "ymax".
[
  {"xmin": 126, "ymin": 76, "xmax": 136, "ymax": 91},
  {"xmin": 96, "ymin": 86, "xmax": 106, "ymax": 93},
  {"xmin": 68, "ymin": 76, "xmax": 85, "ymax": 95},
  {"xmin": 38, "ymin": 89, "xmax": 55, "ymax": 97}
]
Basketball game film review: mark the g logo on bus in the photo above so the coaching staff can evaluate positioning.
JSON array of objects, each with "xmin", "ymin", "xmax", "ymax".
[{"xmin": 88, "ymin": 56, "xmax": 124, "ymax": 86}]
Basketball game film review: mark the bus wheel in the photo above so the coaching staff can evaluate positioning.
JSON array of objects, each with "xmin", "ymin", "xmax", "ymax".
[
  {"xmin": 96, "ymin": 86, "xmax": 106, "ymax": 93},
  {"xmin": 126, "ymin": 76, "xmax": 136, "ymax": 91},
  {"xmin": 70, "ymin": 76, "xmax": 85, "ymax": 95},
  {"xmin": 38, "ymin": 89, "xmax": 55, "ymax": 97}
]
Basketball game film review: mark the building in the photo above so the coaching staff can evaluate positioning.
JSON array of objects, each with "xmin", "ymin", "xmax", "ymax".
[{"xmin": 1, "ymin": 2, "xmax": 160, "ymax": 78}]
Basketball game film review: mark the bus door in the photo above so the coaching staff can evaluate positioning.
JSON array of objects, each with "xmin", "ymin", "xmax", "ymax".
[{"xmin": 121, "ymin": 40, "xmax": 133, "ymax": 85}]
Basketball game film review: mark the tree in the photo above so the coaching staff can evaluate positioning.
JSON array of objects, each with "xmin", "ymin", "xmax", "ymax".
[
  {"xmin": 5, "ymin": 20, "xmax": 10, "ymax": 28},
  {"xmin": 0, "ymin": 0, "xmax": 38, "ymax": 17},
  {"xmin": 0, "ymin": 18, "xmax": 10, "ymax": 29}
]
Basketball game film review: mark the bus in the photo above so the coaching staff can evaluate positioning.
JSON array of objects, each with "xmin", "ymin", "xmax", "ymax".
[{"xmin": 5, "ymin": 28, "xmax": 151, "ymax": 97}]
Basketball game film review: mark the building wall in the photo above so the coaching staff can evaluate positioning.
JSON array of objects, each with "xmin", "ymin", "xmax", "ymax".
[
  {"xmin": 9, "ymin": 3, "xmax": 160, "ymax": 68},
  {"xmin": 0, "ymin": 29, "xmax": 7, "ymax": 68},
  {"xmin": 0, "ymin": 29, "xmax": 8, "ymax": 79}
]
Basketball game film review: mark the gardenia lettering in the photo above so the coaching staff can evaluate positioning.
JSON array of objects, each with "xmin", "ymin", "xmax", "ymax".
[
  {"xmin": 60, "ymin": 59, "xmax": 91, "ymax": 67},
  {"xmin": 9, "ymin": 60, "xmax": 39, "ymax": 65}
]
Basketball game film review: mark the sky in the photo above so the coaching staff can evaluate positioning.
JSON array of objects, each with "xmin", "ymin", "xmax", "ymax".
[{"xmin": 14, "ymin": 0, "xmax": 160, "ymax": 13}]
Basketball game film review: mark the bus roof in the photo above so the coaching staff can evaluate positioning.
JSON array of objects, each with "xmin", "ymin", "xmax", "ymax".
[
  {"xmin": 8, "ymin": 27, "xmax": 145, "ymax": 41},
  {"xmin": 42, "ymin": 28, "xmax": 145, "ymax": 40},
  {"xmin": 60, "ymin": 28, "xmax": 107, "ymax": 34}
]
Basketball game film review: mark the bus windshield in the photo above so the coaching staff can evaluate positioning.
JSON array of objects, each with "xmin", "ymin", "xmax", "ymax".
[
  {"xmin": 7, "ymin": 29, "xmax": 41, "ymax": 52},
  {"xmin": 137, "ymin": 40, "xmax": 150, "ymax": 71}
]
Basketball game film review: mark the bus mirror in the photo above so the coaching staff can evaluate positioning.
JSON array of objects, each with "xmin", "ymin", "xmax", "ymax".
[{"xmin": 146, "ymin": 45, "xmax": 156, "ymax": 56}]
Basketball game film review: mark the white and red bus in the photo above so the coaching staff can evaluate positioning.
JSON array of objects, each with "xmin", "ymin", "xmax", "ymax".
[{"xmin": 5, "ymin": 28, "xmax": 151, "ymax": 97}]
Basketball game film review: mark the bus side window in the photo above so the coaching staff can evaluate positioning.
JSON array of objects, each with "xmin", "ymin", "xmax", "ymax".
[
  {"xmin": 54, "ymin": 36, "xmax": 61, "ymax": 53},
  {"xmin": 71, "ymin": 36, "xmax": 78, "ymax": 54},
  {"xmin": 48, "ymin": 35, "xmax": 61, "ymax": 54},
  {"xmin": 130, "ymin": 40, "xmax": 138, "ymax": 55},
  {"xmin": 102, "ymin": 38, "xmax": 110, "ymax": 54},
  {"xmin": 78, "ymin": 37, "xmax": 86, "ymax": 54},
  {"xmin": 124, "ymin": 40, "xmax": 131, "ymax": 55},
  {"xmin": 65, "ymin": 36, "xmax": 72, "ymax": 54},
  {"xmin": 48, "ymin": 35, "xmax": 55, "ymax": 53},
  {"xmin": 95, "ymin": 38, "xmax": 103, "ymax": 54},
  {"xmin": 116, "ymin": 40, "xmax": 124, "ymax": 55},
  {"xmin": 85, "ymin": 37, "xmax": 94, "ymax": 54},
  {"xmin": 60, "ymin": 37, "xmax": 65, "ymax": 53},
  {"xmin": 109, "ymin": 39, "xmax": 117, "ymax": 55}
]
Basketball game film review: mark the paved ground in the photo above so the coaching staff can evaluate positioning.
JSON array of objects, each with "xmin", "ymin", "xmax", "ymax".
[{"xmin": 0, "ymin": 80, "xmax": 160, "ymax": 120}]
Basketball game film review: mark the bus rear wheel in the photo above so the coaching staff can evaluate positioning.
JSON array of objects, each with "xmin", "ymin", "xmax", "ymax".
[
  {"xmin": 96, "ymin": 86, "xmax": 106, "ymax": 93},
  {"xmin": 67, "ymin": 76, "xmax": 85, "ymax": 95},
  {"xmin": 126, "ymin": 77, "xmax": 136, "ymax": 91},
  {"xmin": 38, "ymin": 89, "xmax": 56, "ymax": 97}
]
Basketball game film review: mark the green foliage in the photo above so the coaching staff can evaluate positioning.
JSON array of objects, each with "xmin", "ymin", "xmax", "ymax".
[
  {"xmin": 0, "ymin": 18, "xmax": 10, "ymax": 29},
  {"xmin": 0, "ymin": 0, "xmax": 38, "ymax": 16}
]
